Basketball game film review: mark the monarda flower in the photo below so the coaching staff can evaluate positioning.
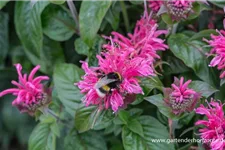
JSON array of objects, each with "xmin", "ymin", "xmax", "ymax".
[
  {"xmin": 148, "ymin": 0, "xmax": 163, "ymax": 13},
  {"xmin": 195, "ymin": 100, "xmax": 225, "ymax": 150},
  {"xmin": 165, "ymin": 0, "xmax": 194, "ymax": 20},
  {"xmin": 103, "ymin": 13, "xmax": 168, "ymax": 63},
  {"xmin": 205, "ymin": 29, "xmax": 225, "ymax": 79},
  {"xmin": 0, "ymin": 64, "xmax": 50, "ymax": 115},
  {"xmin": 76, "ymin": 48, "xmax": 154, "ymax": 112},
  {"xmin": 164, "ymin": 77, "xmax": 201, "ymax": 115}
]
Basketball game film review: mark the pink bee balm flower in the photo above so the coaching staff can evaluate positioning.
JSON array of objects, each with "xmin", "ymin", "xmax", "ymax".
[
  {"xmin": 195, "ymin": 100, "xmax": 225, "ymax": 150},
  {"xmin": 148, "ymin": 0, "xmax": 163, "ymax": 13},
  {"xmin": 205, "ymin": 30, "xmax": 225, "ymax": 79},
  {"xmin": 102, "ymin": 12, "xmax": 168, "ymax": 62},
  {"xmin": 164, "ymin": 77, "xmax": 201, "ymax": 115},
  {"xmin": 76, "ymin": 47, "xmax": 154, "ymax": 112},
  {"xmin": 165, "ymin": 0, "xmax": 194, "ymax": 20},
  {"xmin": 0, "ymin": 64, "xmax": 50, "ymax": 115}
]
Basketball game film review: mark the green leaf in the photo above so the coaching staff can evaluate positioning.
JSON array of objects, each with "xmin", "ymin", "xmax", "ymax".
[
  {"xmin": 28, "ymin": 123, "xmax": 56, "ymax": 150},
  {"xmin": 122, "ymin": 116, "xmax": 175, "ymax": 150},
  {"xmin": 144, "ymin": 94, "xmax": 183, "ymax": 120},
  {"xmin": 79, "ymin": 1, "xmax": 111, "ymax": 46},
  {"xmin": 189, "ymin": 81, "xmax": 218, "ymax": 98},
  {"xmin": 75, "ymin": 106, "xmax": 102, "ymax": 133},
  {"xmin": 0, "ymin": 0, "xmax": 9, "ymax": 9},
  {"xmin": 42, "ymin": 5, "xmax": 76, "ymax": 41},
  {"xmin": 127, "ymin": 119, "xmax": 144, "ymax": 137},
  {"xmin": 53, "ymin": 63, "xmax": 84, "ymax": 116},
  {"xmin": 74, "ymin": 38, "xmax": 89, "ymax": 56},
  {"xmin": 129, "ymin": 0, "xmax": 143, "ymax": 5},
  {"xmin": 162, "ymin": 14, "xmax": 174, "ymax": 25},
  {"xmin": 128, "ymin": 108, "xmax": 143, "ymax": 118},
  {"xmin": 93, "ymin": 109, "xmax": 115, "ymax": 130},
  {"xmin": 168, "ymin": 34, "xmax": 215, "ymax": 86},
  {"xmin": 141, "ymin": 76, "xmax": 163, "ymax": 92},
  {"xmin": 104, "ymin": 2, "xmax": 121, "ymax": 30},
  {"xmin": 0, "ymin": 12, "xmax": 8, "ymax": 67},
  {"xmin": 49, "ymin": 0, "xmax": 65, "ymax": 5},
  {"xmin": 118, "ymin": 110, "xmax": 130, "ymax": 125},
  {"xmin": 64, "ymin": 129, "xmax": 107, "ymax": 150},
  {"xmin": 189, "ymin": 29, "xmax": 217, "ymax": 41},
  {"xmin": 209, "ymin": 0, "xmax": 225, "ymax": 8},
  {"xmin": 14, "ymin": 1, "xmax": 49, "ymax": 73}
]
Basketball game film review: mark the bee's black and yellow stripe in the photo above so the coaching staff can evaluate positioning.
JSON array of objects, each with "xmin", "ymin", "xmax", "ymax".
[{"xmin": 95, "ymin": 72, "xmax": 122, "ymax": 97}]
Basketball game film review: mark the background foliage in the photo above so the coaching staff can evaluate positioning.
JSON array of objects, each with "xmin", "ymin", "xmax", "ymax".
[{"xmin": 0, "ymin": 0, "xmax": 225, "ymax": 150}]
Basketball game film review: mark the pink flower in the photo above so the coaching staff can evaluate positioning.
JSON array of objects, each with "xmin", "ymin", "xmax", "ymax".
[
  {"xmin": 76, "ymin": 47, "xmax": 154, "ymax": 112},
  {"xmin": 102, "ymin": 13, "xmax": 168, "ymax": 62},
  {"xmin": 148, "ymin": 0, "xmax": 163, "ymax": 12},
  {"xmin": 164, "ymin": 77, "xmax": 201, "ymax": 115},
  {"xmin": 195, "ymin": 100, "xmax": 225, "ymax": 150},
  {"xmin": 205, "ymin": 30, "xmax": 225, "ymax": 78},
  {"xmin": 165, "ymin": 0, "xmax": 194, "ymax": 20},
  {"xmin": 0, "ymin": 64, "xmax": 50, "ymax": 115}
]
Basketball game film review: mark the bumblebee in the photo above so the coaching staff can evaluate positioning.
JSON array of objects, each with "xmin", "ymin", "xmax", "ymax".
[{"xmin": 95, "ymin": 72, "xmax": 122, "ymax": 98}]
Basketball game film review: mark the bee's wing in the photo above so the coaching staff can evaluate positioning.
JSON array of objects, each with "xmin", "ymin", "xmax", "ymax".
[{"xmin": 95, "ymin": 77, "xmax": 117, "ymax": 89}]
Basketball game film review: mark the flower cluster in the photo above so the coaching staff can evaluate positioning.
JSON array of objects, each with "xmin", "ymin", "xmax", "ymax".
[
  {"xmin": 165, "ymin": 0, "xmax": 194, "ymax": 20},
  {"xmin": 205, "ymin": 30, "xmax": 225, "ymax": 79},
  {"xmin": 195, "ymin": 100, "xmax": 225, "ymax": 150},
  {"xmin": 164, "ymin": 77, "xmax": 201, "ymax": 115},
  {"xmin": 0, "ymin": 64, "xmax": 50, "ymax": 115},
  {"xmin": 77, "ymin": 11, "xmax": 168, "ymax": 112}
]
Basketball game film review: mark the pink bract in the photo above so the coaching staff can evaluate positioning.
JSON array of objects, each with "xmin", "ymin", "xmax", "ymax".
[
  {"xmin": 0, "ymin": 64, "xmax": 50, "ymax": 115},
  {"xmin": 164, "ymin": 77, "xmax": 201, "ymax": 115},
  {"xmin": 205, "ymin": 30, "xmax": 225, "ymax": 79},
  {"xmin": 195, "ymin": 100, "xmax": 225, "ymax": 150},
  {"xmin": 102, "ymin": 12, "xmax": 168, "ymax": 62},
  {"xmin": 148, "ymin": 0, "xmax": 163, "ymax": 12}
]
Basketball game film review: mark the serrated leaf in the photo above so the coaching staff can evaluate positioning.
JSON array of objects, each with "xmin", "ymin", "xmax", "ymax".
[
  {"xmin": 0, "ymin": 0, "xmax": 9, "ymax": 9},
  {"xmin": 118, "ymin": 110, "xmax": 130, "ymax": 125},
  {"xmin": 28, "ymin": 123, "xmax": 56, "ymax": 150},
  {"xmin": 53, "ymin": 63, "xmax": 84, "ymax": 116},
  {"xmin": 122, "ymin": 116, "xmax": 175, "ymax": 150},
  {"xmin": 64, "ymin": 129, "xmax": 107, "ymax": 150},
  {"xmin": 168, "ymin": 34, "xmax": 216, "ymax": 86},
  {"xmin": 0, "ymin": 12, "xmax": 8, "ymax": 67},
  {"xmin": 15, "ymin": 1, "xmax": 49, "ymax": 72},
  {"xmin": 127, "ymin": 119, "xmax": 144, "ymax": 137},
  {"xmin": 42, "ymin": 5, "xmax": 76, "ymax": 41},
  {"xmin": 189, "ymin": 80, "xmax": 218, "ymax": 98},
  {"xmin": 79, "ymin": 1, "xmax": 111, "ymax": 46}
]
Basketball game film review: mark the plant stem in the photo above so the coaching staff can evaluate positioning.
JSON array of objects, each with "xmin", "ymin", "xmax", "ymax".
[
  {"xmin": 67, "ymin": 0, "xmax": 79, "ymax": 34},
  {"xmin": 120, "ymin": 1, "xmax": 130, "ymax": 32}
]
